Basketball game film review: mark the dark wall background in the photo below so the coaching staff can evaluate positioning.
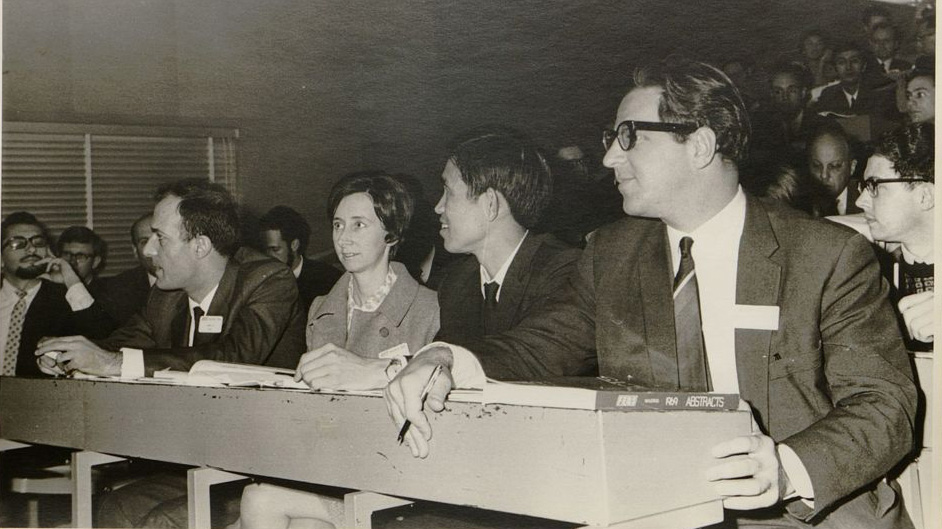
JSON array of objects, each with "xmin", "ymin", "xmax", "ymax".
[{"xmin": 2, "ymin": 0, "xmax": 919, "ymax": 254}]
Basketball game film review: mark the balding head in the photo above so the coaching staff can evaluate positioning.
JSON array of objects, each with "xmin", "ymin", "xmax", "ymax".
[{"xmin": 808, "ymin": 127, "xmax": 857, "ymax": 196}]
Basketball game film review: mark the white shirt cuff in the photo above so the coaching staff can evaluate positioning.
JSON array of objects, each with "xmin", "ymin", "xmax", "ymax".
[
  {"xmin": 120, "ymin": 348, "xmax": 144, "ymax": 379},
  {"xmin": 414, "ymin": 341, "xmax": 487, "ymax": 389},
  {"xmin": 777, "ymin": 443, "xmax": 814, "ymax": 506},
  {"xmin": 65, "ymin": 283, "xmax": 95, "ymax": 311}
]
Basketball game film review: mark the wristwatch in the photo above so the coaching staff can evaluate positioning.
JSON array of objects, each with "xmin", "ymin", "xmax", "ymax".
[{"xmin": 384, "ymin": 355, "xmax": 411, "ymax": 381}]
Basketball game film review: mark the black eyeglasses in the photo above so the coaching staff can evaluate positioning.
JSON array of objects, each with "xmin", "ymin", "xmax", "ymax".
[
  {"xmin": 61, "ymin": 251, "xmax": 95, "ymax": 263},
  {"xmin": 857, "ymin": 177, "xmax": 932, "ymax": 197},
  {"xmin": 2, "ymin": 235, "xmax": 49, "ymax": 251},
  {"xmin": 602, "ymin": 120, "xmax": 699, "ymax": 152}
]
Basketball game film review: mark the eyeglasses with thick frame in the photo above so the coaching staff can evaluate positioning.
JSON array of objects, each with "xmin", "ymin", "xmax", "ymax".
[
  {"xmin": 60, "ymin": 251, "xmax": 95, "ymax": 263},
  {"xmin": 2, "ymin": 235, "xmax": 49, "ymax": 251},
  {"xmin": 602, "ymin": 120, "xmax": 699, "ymax": 152},
  {"xmin": 857, "ymin": 177, "xmax": 932, "ymax": 197}
]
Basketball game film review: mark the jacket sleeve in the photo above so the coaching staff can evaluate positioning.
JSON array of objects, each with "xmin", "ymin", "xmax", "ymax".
[
  {"xmin": 137, "ymin": 266, "xmax": 304, "ymax": 375},
  {"xmin": 461, "ymin": 239, "xmax": 598, "ymax": 380},
  {"xmin": 782, "ymin": 233, "xmax": 918, "ymax": 519}
]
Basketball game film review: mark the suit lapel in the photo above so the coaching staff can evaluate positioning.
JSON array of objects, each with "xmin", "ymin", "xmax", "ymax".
[
  {"xmin": 170, "ymin": 297, "xmax": 189, "ymax": 347},
  {"xmin": 489, "ymin": 233, "xmax": 539, "ymax": 333},
  {"xmin": 637, "ymin": 225, "xmax": 680, "ymax": 389},
  {"xmin": 734, "ymin": 197, "xmax": 782, "ymax": 426}
]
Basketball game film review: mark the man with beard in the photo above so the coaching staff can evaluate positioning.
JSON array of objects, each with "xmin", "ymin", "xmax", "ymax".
[{"xmin": 0, "ymin": 211, "xmax": 114, "ymax": 376}]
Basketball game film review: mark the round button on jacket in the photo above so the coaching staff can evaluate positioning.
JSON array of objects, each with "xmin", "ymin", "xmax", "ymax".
[{"xmin": 379, "ymin": 327, "xmax": 389, "ymax": 337}]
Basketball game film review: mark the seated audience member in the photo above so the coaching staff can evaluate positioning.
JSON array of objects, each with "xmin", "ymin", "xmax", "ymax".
[
  {"xmin": 747, "ymin": 157, "xmax": 837, "ymax": 218},
  {"xmin": 860, "ymin": 4, "xmax": 892, "ymax": 38},
  {"xmin": 236, "ymin": 172, "xmax": 439, "ymax": 529},
  {"xmin": 387, "ymin": 58, "xmax": 917, "ymax": 529},
  {"xmin": 913, "ymin": 12, "xmax": 934, "ymax": 62},
  {"xmin": 814, "ymin": 41, "xmax": 883, "ymax": 116},
  {"xmin": 0, "ymin": 212, "xmax": 114, "ymax": 376},
  {"xmin": 807, "ymin": 122, "xmax": 863, "ymax": 214},
  {"xmin": 392, "ymin": 173, "xmax": 456, "ymax": 289},
  {"xmin": 751, "ymin": 62, "xmax": 818, "ymax": 159},
  {"xmin": 434, "ymin": 126, "xmax": 581, "ymax": 348},
  {"xmin": 868, "ymin": 23, "xmax": 911, "ymax": 84},
  {"xmin": 904, "ymin": 66, "xmax": 934, "ymax": 124},
  {"xmin": 56, "ymin": 225, "xmax": 107, "ymax": 294},
  {"xmin": 35, "ymin": 179, "xmax": 306, "ymax": 529},
  {"xmin": 259, "ymin": 205, "xmax": 342, "ymax": 311},
  {"xmin": 100, "ymin": 213, "xmax": 158, "ymax": 325},
  {"xmin": 798, "ymin": 29, "xmax": 836, "ymax": 87},
  {"xmin": 855, "ymin": 122, "xmax": 934, "ymax": 351}
]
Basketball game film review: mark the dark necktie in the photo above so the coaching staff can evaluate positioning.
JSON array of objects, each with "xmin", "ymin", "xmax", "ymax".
[
  {"xmin": 190, "ymin": 306, "xmax": 205, "ymax": 347},
  {"xmin": 2, "ymin": 289, "xmax": 28, "ymax": 376},
  {"xmin": 482, "ymin": 281, "xmax": 500, "ymax": 334},
  {"xmin": 673, "ymin": 237, "xmax": 711, "ymax": 391},
  {"xmin": 483, "ymin": 281, "xmax": 499, "ymax": 309}
]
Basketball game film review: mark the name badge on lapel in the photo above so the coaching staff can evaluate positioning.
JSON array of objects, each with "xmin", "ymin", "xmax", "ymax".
[
  {"xmin": 734, "ymin": 305, "xmax": 780, "ymax": 331},
  {"xmin": 198, "ymin": 315, "xmax": 224, "ymax": 334}
]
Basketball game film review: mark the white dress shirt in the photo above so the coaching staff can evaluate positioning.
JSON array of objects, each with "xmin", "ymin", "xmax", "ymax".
[
  {"xmin": 0, "ymin": 280, "xmax": 42, "ymax": 373},
  {"xmin": 121, "ymin": 284, "xmax": 220, "ymax": 378},
  {"xmin": 479, "ymin": 231, "xmax": 529, "ymax": 302}
]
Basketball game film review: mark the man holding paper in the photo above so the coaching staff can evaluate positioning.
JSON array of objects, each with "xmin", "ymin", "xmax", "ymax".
[
  {"xmin": 34, "ymin": 178, "xmax": 306, "ymax": 529},
  {"xmin": 386, "ymin": 58, "xmax": 917, "ymax": 528},
  {"xmin": 36, "ymin": 178, "xmax": 306, "ymax": 377}
]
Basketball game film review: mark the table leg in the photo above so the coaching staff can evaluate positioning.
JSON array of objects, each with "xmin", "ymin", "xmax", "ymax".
[
  {"xmin": 186, "ymin": 467, "xmax": 245, "ymax": 529},
  {"xmin": 343, "ymin": 491, "xmax": 413, "ymax": 529},
  {"xmin": 71, "ymin": 451, "xmax": 125, "ymax": 528}
]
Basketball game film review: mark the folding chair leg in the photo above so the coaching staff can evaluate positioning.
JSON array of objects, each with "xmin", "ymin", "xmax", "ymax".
[
  {"xmin": 187, "ymin": 468, "xmax": 245, "ymax": 529},
  {"xmin": 71, "ymin": 451, "xmax": 125, "ymax": 528}
]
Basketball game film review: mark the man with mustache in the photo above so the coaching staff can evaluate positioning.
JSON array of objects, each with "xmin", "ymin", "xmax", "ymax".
[{"xmin": 0, "ymin": 211, "xmax": 114, "ymax": 376}]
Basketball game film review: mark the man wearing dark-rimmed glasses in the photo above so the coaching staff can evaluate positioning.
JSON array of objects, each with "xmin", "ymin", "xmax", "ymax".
[
  {"xmin": 0, "ymin": 211, "xmax": 114, "ymax": 376},
  {"xmin": 56, "ymin": 225, "xmax": 107, "ymax": 293},
  {"xmin": 855, "ymin": 122, "xmax": 935, "ymax": 351},
  {"xmin": 386, "ymin": 57, "xmax": 916, "ymax": 528}
]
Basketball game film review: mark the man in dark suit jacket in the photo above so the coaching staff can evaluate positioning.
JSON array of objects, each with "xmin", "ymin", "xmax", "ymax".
[
  {"xmin": 37, "ymin": 180, "xmax": 306, "ymax": 528},
  {"xmin": 431, "ymin": 126, "xmax": 580, "ymax": 351},
  {"xmin": 1, "ymin": 212, "xmax": 115, "ymax": 376},
  {"xmin": 38, "ymin": 180, "xmax": 305, "ymax": 377},
  {"xmin": 388, "ymin": 59, "xmax": 917, "ymax": 528},
  {"xmin": 259, "ymin": 205, "xmax": 341, "ymax": 312},
  {"xmin": 99, "ymin": 213, "xmax": 157, "ymax": 325}
]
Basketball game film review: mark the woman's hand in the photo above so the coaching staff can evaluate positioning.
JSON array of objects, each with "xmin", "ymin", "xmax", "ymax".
[{"xmin": 295, "ymin": 343, "xmax": 389, "ymax": 391}]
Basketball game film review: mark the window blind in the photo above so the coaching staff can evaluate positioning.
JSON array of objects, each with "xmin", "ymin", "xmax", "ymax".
[{"xmin": 1, "ymin": 122, "xmax": 239, "ymax": 276}]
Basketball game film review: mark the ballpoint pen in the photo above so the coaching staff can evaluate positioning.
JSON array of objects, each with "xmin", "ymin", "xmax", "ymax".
[{"xmin": 397, "ymin": 363, "xmax": 444, "ymax": 444}]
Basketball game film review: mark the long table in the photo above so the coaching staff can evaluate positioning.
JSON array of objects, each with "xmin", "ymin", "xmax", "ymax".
[{"xmin": 0, "ymin": 377, "xmax": 751, "ymax": 528}]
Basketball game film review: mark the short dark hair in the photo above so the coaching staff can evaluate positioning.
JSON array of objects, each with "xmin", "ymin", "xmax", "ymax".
[
  {"xmin": 770, "ymin": 61, "xmax": 813, "ymax": 92},
  {"xmin": 631, "ymin": 57, "xmax": 751, "ymax": 165},
  {"xmin": 259, "ymin": 206, "xmax": 311, "ymax": 254},
  {"xmin": 861, "ymin": 5, "xmax": 891, "ymax": 27},
  {"xmin": 873, "ymin": 123, "xmax": 934, "ymax": 182},
  {"xmin": 906, "ymin": 64, "xmax": 935, "ymax": 86},
  {"xmin": 832, "ymin": 41, "xmax": 865, "ymax": 57},
  {"xmin": 327, "ymin": 171, "xmax": 414, "ymax": 257},
  {"xmin": 57, "ymin": 226, "xmax": 105, "ymax": 259},
  {"xmin": 1, "ymin": 211, "xmax": 48, "ymax": 243},
  {"xmin": 446, "ymin": 126, "xmax": 552, "ymax": 229},
  {"xmin": 154, "ymin": 178, "xmax": 241, "ymax": 258}
]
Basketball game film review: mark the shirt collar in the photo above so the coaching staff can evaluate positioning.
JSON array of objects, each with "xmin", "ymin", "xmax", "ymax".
[
  {"xmin": 1, "ymin": 278, "xmax": 42, "ymax": 302},
  {"xmin": 900, "ymin": 243, "xmax": 934, "ymax": 265},
  {"xmin": 292, "ymin": 257, "xmax": 303, "ymax": 279},
  {"xmin": 480, "ymin": 230, "xmax": 529, "ymax": 295},
  {"xmin": 188, "ymin": 283, "xmax": 219, "ymax": 314},
  {"xmin": 666, "ymin": 186, "xmax": 747, "ymax": 269},
  {"xmin": 348, "ymin": 265, "xmax": 398, "ymax": 314}
]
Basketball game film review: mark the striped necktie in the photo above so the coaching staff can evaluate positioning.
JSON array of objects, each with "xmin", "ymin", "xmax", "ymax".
[
  {"xmin": 673, "ymin": 237, "xmax": 712, "ymax": 391},
  {"xmin": 2, "ymin": 289, "xmax": 29, "ymax": 376}
]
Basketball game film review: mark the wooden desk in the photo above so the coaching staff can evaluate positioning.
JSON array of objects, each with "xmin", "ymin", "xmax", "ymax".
[{"xmin": 0, "ymin": 377, "xmax": 751, "ymax": 528}]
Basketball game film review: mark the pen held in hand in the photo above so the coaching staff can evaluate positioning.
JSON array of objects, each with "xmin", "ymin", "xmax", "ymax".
[{"xmin": 397, "ymin": 363, "xmax": 444, "ymax": 445}]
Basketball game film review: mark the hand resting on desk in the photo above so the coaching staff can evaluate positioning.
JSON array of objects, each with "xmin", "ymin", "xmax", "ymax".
[
  {"xmin": 35, "ymin": 335, "xmax": 122, "ymax": 377},
  {"xmin": 384, "ymin": 346, "xmax": 454, "ymax": 458},
  {"xmin": 295, "ymin": 342, "xmax": 390, "ymax": 391},
  {"xmin": 707, "ymin": 431, "xmax": 791, "ymax": 510}
]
